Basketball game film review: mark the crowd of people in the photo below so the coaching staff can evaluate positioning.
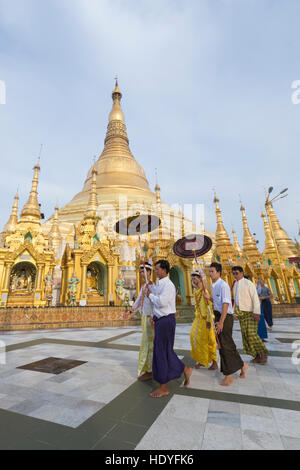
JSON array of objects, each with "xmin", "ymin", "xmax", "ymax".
[{"xmin": 131, "ymin": 259, "xmax": 273, "ymax": 398}]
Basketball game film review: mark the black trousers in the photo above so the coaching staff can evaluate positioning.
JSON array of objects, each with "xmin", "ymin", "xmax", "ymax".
[
  {"xmin": 214, "ymin": 311, "xmax": 244, "ymax": 376},
  {"xmin": 261, "ymin": 299, "xmax": 273, "ymax": 327}
]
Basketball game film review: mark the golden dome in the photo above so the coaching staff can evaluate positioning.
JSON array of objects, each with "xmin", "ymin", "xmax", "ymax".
[
  {"xmin": 47, "ymin": 81, "xmax": 214, "ymax": 250},
  {"xmin": 57, "ymin": 80, "xmax": 155, "ymax": 225}
]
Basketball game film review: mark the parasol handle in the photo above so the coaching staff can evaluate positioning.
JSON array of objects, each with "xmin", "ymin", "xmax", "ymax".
[{"xmin": 138, "ymin": 234, "xmax": 149, "ymax": 288}]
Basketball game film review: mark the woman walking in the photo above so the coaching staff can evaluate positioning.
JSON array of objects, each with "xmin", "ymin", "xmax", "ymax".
[
  {"xmin": 190, "ymin": 270, "xmax": 218, "ymax": 370},
  {"xmin": 259, "ymin": 280, "xmax": 273, "ymax": 330}
]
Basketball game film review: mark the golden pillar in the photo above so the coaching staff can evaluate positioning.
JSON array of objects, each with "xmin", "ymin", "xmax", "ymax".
[
  {"xmin": 107, "ymin": 264, "xmax": 114, "ymax": 305},
  {"xmin": 34, "ymin": 263, "xmax": 44, "ymax": 305},
  {"xmin": 80, "ymin": 264, "xmax": 87, "ymax": 300},
  {"xmin": 3, "ymin": 262, "xmax": 13, "ymax": 291},
  {"xmin": 1, "ymin": 262, "xmax": 13, "ymax": 306}
]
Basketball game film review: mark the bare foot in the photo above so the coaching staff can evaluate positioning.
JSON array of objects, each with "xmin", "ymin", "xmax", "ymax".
[
  {"xmin": 239, "ymin": 362, "xmax": 248, "ymax": 378},
  {"xmin": 149, "ymin": 386, "xmax": 169, "ymax": 398},
  {"xmin": 194, "ymin": 363, "xmax": 205, "ymax": 369},
  {"xmin": 208, "ymin": 361, "xmax": 218, "ymax": 371},
  {"xmin": 220, "ymin": 376, "xmax": 233, "ymax": 386},
  {"xmin": 250, "ymin": 354, "xmax": 261, "ymax": 364},
  {"xmin": 184, "ymin": 366, "xmax": 193, "ymax": 387},
  {"xmin": 138, "ymin": 372, "xmax": 153, "ymax": 381}
]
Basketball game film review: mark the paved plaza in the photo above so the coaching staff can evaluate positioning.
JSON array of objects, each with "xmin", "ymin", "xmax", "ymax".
[{"xmin": 0, "ymin": 318, "xmax": 300, "ymax": 450}]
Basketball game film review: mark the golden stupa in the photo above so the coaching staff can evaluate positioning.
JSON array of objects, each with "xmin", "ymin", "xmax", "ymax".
[
  {"xmin": 0, "ymin": 81, "xmax": 299, "ymax": 315},
  {"xmin": 49, "ymin": 80, "xmax": 207, "ymax": 246}
]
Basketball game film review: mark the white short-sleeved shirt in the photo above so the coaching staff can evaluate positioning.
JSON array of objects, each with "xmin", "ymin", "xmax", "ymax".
[
  {"xmin": 211, "ymin": 277, "xmax": 233, "ymax": 314},
  {"xmin": 148, "ymin": 276, "xmax": 176, "ymax": 318}
]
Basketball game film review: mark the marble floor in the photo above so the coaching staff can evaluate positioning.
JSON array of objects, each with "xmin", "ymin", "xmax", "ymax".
[{"xmin": 0, "ymin": 318, "xmax": 300, "ymax": 449}]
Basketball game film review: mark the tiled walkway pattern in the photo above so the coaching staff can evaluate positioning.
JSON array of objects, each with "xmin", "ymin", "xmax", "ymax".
[{"xmin": 0, "ymin": 319, "xmax": 300, "ymax": 449}]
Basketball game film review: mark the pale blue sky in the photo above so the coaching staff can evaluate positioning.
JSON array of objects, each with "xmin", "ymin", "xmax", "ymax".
[{"xmin": 0, "ymin": 0, "xmax": 299, "ymax": 248}]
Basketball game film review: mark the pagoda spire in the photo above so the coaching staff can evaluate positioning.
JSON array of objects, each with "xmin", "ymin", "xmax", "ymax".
[
  {"xmin": 19, "ymin": 162, "xmax": 42, "ymax": 223},
  {"xmin": 104, "ymin": 78, "xmax": 129, "ymax": 145},
  {"xmin": 3, "ymin": 191, "xmax": 19, "ymax": 234},
  {"xmin": 265, "ymin": 200, "xmax": 298, "ymax": 258},
  {"xmin": 240, "ymin": 204, "xmax": 261, "ymax": 263},
  {"xmin": 232, "ymin": 228, "xmax": 243, "ymax": 258},
  {"xmin": 49, "ymin": 205, "xmax": 62, "ymax": 240},
  {"xmin": 213, "ymin": 193, "xmax": 235, "ymax": 262},
  {"xmin": 261, "ymin": 211, "xmax": 276, "ymax": 260},
  {"xmin": 49, "ymin": 205, "xmax": 63, "ymax": 257},
  {"xmin": 78, "ymin": 78, "xmax": 151, "ymax": 197},
  {"xmin": 181, "ymin": 205, "xmax": 185, "ymax": 238},
  {"xmin": 85, "ymin": 166, "xmax": 98, "ymax": 218}
]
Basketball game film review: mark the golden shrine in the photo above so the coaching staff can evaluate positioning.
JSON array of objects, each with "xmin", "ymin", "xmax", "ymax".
[{"xmin": 0, "ymin": 80, "xmax": 299, "ymax": 314}]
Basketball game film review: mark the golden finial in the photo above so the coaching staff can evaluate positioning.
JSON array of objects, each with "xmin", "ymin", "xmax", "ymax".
[
  {"xmin": 212, "ymin": 187, "xmax": 219, "ymax": 204},
  {"xmin": 239, "ymin": 194, "xmax": 245, "ymax": 211},
  {"xmin": 155, "ymin": 168, "xmax": 160, "ymax": 192},
  {"xmin": 112, "ymin": 76, "xmax": 122, "ymax": 101}
]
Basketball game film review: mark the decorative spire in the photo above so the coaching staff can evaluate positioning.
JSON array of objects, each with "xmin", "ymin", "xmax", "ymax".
[
  {"xmin": 74, "ymin": 79, "xmax": 151, "ymax": 206},
  {"xmin": 154, "ymin": 174, "xmax": 163, "ymax": 240},
  {"xmin": 213, "ymin": 193, "xmax": 235, "ymax": 262},
  {"xmin": 181, "ymin": 205, "xmax": 185, "ymax": 237},
  {"xmin": 232, "ymin": 228, "xmax": 243, "ymax": 257},
  {"xmin": 265, "ymin": 200, "xmax": 298, "ymax": 258},
  {"xmin": 49, "ymin": 205, "xmax": 62, "ymax": 257},
  {"xmin": 240, "ymin": 203, "xmax": 261, "ymax": 262},
  {"xmin": 155, "ymin": 175, "xmax": 161, "ymax": 206},
  {"xmin": 261, "ymin": 211, "xmax": 276, "ymax": 260},
  {"xmin": 3, "ymin": 191, "xmax": 19, "ymax": 234},
  {"xmin": 105, "ymin": 78, "xmax": 128, "ymax": 144},
  {"xmin": 49, "ymin": 205, "xmax": 62, "ymax": 241},
  {"xmin": 84, "ymin": 166, "xmax": 98, "ymax": 218},
  {"xmin": 19, "ymin": 162, "xmax": 41, "ymax": 222},
  {"xmin": 112, "ymin": 77, "xmax": 122, "ymax": 101}
]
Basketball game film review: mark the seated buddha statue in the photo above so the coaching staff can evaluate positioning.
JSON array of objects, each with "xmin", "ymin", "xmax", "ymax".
[{"xmin": 86, "ymin": 269, "xmax": 98, "ymax": 292}]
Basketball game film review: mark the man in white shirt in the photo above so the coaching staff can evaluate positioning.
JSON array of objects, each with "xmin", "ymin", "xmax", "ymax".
[
  {"xmin": 131, "ymin": 262, "xmax": 155, "ymax": 381},
  {"xmin": 204, "ymin": 262, "xmax": 247, "ymax": 386},
  {"xmin": 146, "ymin": 259, "xmax": 192, "ymax": 398},
  {"xmin": 232, "ymin": 266, "xmax": 268, "ymax": 364}
]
